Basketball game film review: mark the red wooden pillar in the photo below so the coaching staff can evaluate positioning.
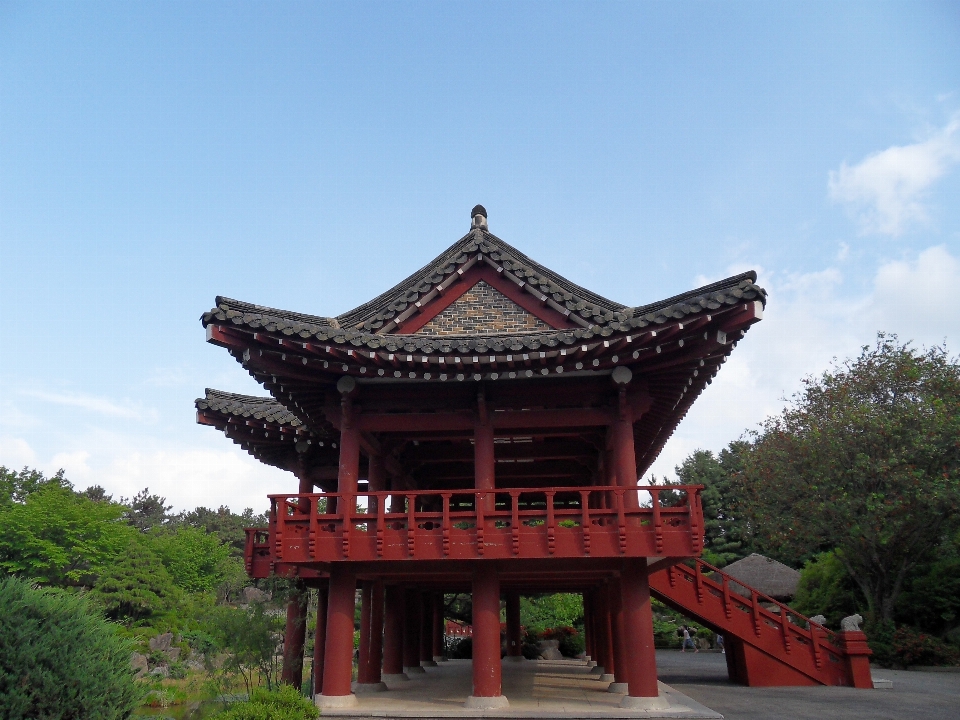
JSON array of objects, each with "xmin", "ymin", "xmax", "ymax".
[
  {"xmin": 357, "ymin": 582, "xmax": 373, "ymax": 682},
  {"xmin": 432, "ymin": 593, "xmax": 446, "ymax": 662},
  {"xmin": 403, "ymin": 589, "xmax": 425, "ymax": 674},
  {"xmin": 382, "ymin": 584, "xmax": 408, "ymax": 681},
  {"xmin": 368, "ymin": 580, "xmax": 386, "ymax": 682},
  {"xmin": 474, "ymin": 410, "xmax": 496, "ymax": 512},
  {"xmin": 583, "ymin": 592, "xmax": 595, "ymax": 664},
  {"xmin": 505, "ymin": 591, "xmax": 523, "ymax": 660},
  {"xmin": 608, "ymin": 576, "xmax": 629, "ymax": 693},
  {"xmin": 317, "ymin": 565, "xmax": 358, "ymax": 708},
  {"xmin": 839, "ymin": 631, "xmax": 874, "ymax": 688},
  {"xmin": 281, "ymin": 582, "xmax": 308, "ymax": 689},
  {"xmin": 619, "ymin": 559, "xmax": 666, "ymax": 709},
  {"xmin": 612, "ymin": 371, "xmax": 640, "ymax": 508},
  {"xmin": 356, "ymin": 579, "xmax": 387, "ymax": 692},
  {"xmin": 420, "ymin": 591, "xmax": 437, "ymax": 666},
  {"xmin": 598, "ymin": 585, "xmax": 615, "ymax": 681},
  {"xmin": 337, "ymin": 384, "xmax": 360, "ymax": 507},
  {"xmin": 466, "ymin": 563, "xmax": 508, "ymax": 708},
  {"xmin": 312, "ymin": 582, "xmax": 328, "ymax": 697}
]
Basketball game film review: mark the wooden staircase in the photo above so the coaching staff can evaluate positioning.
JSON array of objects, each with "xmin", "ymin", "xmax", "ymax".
[{"xmin": 649, "ymin": 558, "xmax": 874, "ymax": 688}]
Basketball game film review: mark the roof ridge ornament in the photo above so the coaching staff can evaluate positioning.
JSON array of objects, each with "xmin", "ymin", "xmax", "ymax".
[{"xmin": 471, "ymin": 204, "xmax": 488, "ymax": 231}]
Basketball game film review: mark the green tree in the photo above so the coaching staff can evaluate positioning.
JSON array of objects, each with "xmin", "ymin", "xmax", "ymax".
[
  {"xmin": 176, "ymin": 504, "xmax": 268, "ymax": 557},
  {"xmin": 0, "ymin": 466, "xmax": 70, "ymax": 506},
  {"xmin": 121, "ymin": 487, "xmax": 172, "ymax": 532},
  {"xmin": 520, "ymin": 593, "xmax": 583, "ymax": 631},
  {"xmin": 0, "ymin": 483, "xmax": 132, "ymax": 586},
  {"xmin": 738, "ymin": 335, "xmax": 960, "ymax": 623},
  {"xmin": 0, "ymin": 575, "xmax": 144, "ymax": 719},
  {"xmin": 89, "ymin": 537, "xmax": 182, "ymax": 622},
  {"xmin": 203, "ymin": 603, "xmax": 285, "ymax": 694},
  {"xmin": 675, "ymin": 444, "xmax": 752, "ymax": 567},
  {"xmin": 148, "ymin": 525, "xmax": 233, "ymax": 593},
  {"xmin": 791, "ymin": 551, "xmax": 862, "ymax": 628}
]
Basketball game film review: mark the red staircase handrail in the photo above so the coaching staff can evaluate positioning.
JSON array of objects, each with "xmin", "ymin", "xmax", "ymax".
[{"xmin": 666, "ymin": 557, "xmax": 838, "ymax": 647}]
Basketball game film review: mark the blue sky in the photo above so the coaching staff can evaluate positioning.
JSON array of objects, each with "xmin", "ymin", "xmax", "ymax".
[{"xmin": 2, "ymin": 1, "xmax": 959, "ymax": 511}]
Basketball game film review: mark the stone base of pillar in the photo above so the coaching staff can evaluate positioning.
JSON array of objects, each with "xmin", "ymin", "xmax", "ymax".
[
  {"xmin": 503, "ymin": 655, "xmax": 525, "ymax": 662},
  {"xmin": 315, "ymin": 693, "xmax": 359, "ymax": 709},
  {"xmin": 587, "ymin": 661, "xmax": 597, "ymax": 667},
  {"xmin": 590, "ymin": 665, "xmax": 605, "ymax": 675},
  {"xmin": 403, "ymin": 665, "xmax": 426, "ymax": 674},
  {"xmin": 465, "ymin": 695, "xmax": 510, "ymax": 709},
  {"xmin": 606, "ymin": 682, "xmax": 629, "ymax": 693},
  {"xmin": 599, "ymin": 673, "xmax": 615, "ymax": 682},
  {"xmin": 420, "ymin": 660, "xmax": 438, "ymax": 667},
  {"xmin": 432, "ymin": 655, "xmax": 447, "ymax": 663},
  {"xmin": 620, "ymin": 694, "xmax": 670, "ymax": 710},
  {"xmin": 381, "ymin": 673, "xmax": 410, "ymax": 682},
  {"xmin": 352, "ymin": 682, "xmax": 388, "ymax": 694}
]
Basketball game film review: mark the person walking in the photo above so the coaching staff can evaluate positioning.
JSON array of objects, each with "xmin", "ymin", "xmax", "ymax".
[
  {"xmin": 716, "ymin": 633, "xmax": 725, "ymax": 654},
  {"xmin": 680, "ymin": 625, "xmax": 698, "ymax": 653}
]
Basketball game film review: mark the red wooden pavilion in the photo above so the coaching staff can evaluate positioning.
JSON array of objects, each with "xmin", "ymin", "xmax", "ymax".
[{"xmin": 196, "ymin": 206, "xmax": 872, "ymax": 709}]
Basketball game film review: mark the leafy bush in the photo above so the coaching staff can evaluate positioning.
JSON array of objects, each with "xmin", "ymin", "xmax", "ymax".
[
  {"xmin": 791, "ymin": 551, "xmax": 862, "ymax": 628},
  {"xmin": 446, "ymin": 636, "xmax": 472, "ymax": 659},
  {"xmin": 890, "ymin": 626, "xmax": 960, "ymax": 667},
  {"xmin": 0, "ymin": 575, "xmax": 144, "ymax": 719},
  {"xmin": 210, "ymin": 685, "xmax": 318, "ymax": 720}
]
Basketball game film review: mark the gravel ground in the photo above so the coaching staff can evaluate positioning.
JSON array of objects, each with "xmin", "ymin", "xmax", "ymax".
[{"xmin": 655, "ymin": 649, "xmax": 960, "ymax": 720}]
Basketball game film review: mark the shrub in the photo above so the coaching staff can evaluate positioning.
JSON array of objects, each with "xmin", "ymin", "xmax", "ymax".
[
  {"xmin": 447, "ymin": 636, "xmax": 472, "ymax": 659},
  {"xmin": 0, "ymin": 575, "xmax": 144, "ymax": 719},
  {"xmin": 891, "ymin": 626, "xmax": 960, "ymax": 668},
  {"xmin": 210, "ymin": 684, "xmax": 318, "ymax": 720}
]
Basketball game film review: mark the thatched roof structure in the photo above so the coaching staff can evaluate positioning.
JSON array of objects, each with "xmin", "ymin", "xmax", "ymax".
[{"xmin": 717, "ymin": 554, "xmax": 801, "ymax": 601}]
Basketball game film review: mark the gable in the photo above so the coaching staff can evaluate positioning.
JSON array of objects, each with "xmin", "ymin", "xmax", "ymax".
[{"xmin": 416, "ymin": 281, "xmax": 551, "ymax": 336}]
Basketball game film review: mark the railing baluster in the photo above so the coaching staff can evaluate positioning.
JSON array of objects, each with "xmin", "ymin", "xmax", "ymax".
[
  {"xmin": 751, "ymin": 589, "xmax": 762, "ymax": 637},
  {"xmin": 651, "ymin": 488, "xmax": 663, "ymax": 554},
  {"xmin": 545, "ymin": 491, "xmax": 556, "ymax": 555},
  {"xmin": 810, "ymin": 620, "xmax": 823, "ymax": 669},
  {"xmin": 308, "ymin": 495, "xmax": 318, "ymax": 560},
  {"xmin": 689, "ymin": 489, "xmax": 703, "ymax": 554},
  {"xmin": 275, "ymin": 498, "xmax": 286, "ymax": 559},
  {"xmin": 476, "ymin": 492, "xmax": 485, "ymax": 556},
  {"xmin": 615, "ymin": 490, "xmax": 627, "ymax": 554},
  {"xmin": 580, "ymin": 490, "xmax": 591, "ymax": 555},
  {"xmin": 780, "ymin": 606, "xmax": 792, "ymax": 654},
  {"xmin": 442, "ymin": 494, "xmax": 451, "ymax": 557},
  {"xmin": 376, "ymin": 492, "xmax": 385, "ymax": 558},
  {"xmin": 722, "ymin": 575, "xmax": 732, "ymax": 619},
  {"xmin": 341, "ymin": 494, "xmax": 350, "ymax": 559},
  {"xmin": 511, "ymin": 492, "xmax": 520, "ymax": 555},
  {"xmin": 695, "ymin": 560, "xmax": 704, "ymax": 604},
  {"xmin": 406, "ymin": 494, "xmax": 416, "ymax": 558}
]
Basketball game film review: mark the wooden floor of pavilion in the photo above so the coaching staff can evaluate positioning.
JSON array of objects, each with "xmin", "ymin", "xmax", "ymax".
[{"xmin": 318, "ymin": 659, "xmax": 720, "ymax": 719}]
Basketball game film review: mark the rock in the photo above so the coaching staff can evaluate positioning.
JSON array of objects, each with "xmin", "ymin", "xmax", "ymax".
[
  {"xmin": 841, "ymin": 614, "xmax": 863, "ymax": 632},
  {"xmin": 166, "ymin": 647, "xmax": 181, "ymax": 662},
  {"xmin": 130, "ymin": 653, "xmax": 149, "ymax": 678},
  {"xmin": 537, "ymin": 639, "xmax": 563, "ymax": 660},
  {"xmin": 242, "ymin": 586, "xmax": 270, "ymax": 604},
  {"xmin": 149, "ymin": 666, "xmax": 169, "ymax": 678},
  {"xmin": 149, "ymin": 632, "xmax": 174, "ymax": 652}
]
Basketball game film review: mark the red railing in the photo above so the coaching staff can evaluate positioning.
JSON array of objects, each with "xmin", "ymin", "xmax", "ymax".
[
  {"xmin": 650, "ymin": 558, "xmax": 862, "ymax": 686},
  {"xmin": 258, "ymin": 485, "xmax": 703, "ymax": 563}
]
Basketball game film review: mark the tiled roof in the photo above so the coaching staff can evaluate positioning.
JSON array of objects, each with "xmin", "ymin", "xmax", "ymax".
[
  {"xmin": 201, "ymin": 229, "xmax": 765, "ymax": 354},
  {"xmin": 195, "ymin": 389, "xmax": 301, "ymax": 427},
  {"xmin": 336, "ymin": 229, "xmax": 625, "ymax": 332}
]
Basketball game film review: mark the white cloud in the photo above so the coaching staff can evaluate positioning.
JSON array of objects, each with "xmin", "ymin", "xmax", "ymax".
[
  {"xmin": 645, "ymin": 245, "xmax": 960, "ymax": 481},
  {"xmin": 23, "ymin": 390, "xmax": 156, "ymax": 422},
  {"xmin": 0, "ymin": 437, "xmax": 38, "ymax": 470},
  {"xmin": 828, "ymin": 114, "xmax": 960, "ymax": 236}
]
